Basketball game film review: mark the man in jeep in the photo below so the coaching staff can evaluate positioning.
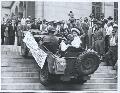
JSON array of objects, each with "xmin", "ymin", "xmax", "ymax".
[{"xmin": 42, "ymin": 26, "xmax": 59, "ymax": 54}]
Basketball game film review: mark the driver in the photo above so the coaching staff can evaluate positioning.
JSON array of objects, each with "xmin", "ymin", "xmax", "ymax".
[{"xmin": 42, "ymin": 26, "xmax": 58, "ymax": 54}]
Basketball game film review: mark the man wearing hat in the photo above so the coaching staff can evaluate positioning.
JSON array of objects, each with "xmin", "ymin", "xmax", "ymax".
[
  {"xmin": 40, "ymin": 19, "xmax": 47, "ymax": 32},
  {"xmin": 81, "ymin": 17, "xmax": 90, "ymax": 49},
  {"xmin": 105, "ymin": 24, "xmax": 118, "ymax": 67},
  {"xmin": 42, "ymin": 26, "xmax": 58, "ymax": 54},
  {"xmin": 16, "ymin": 21, "xmax": 22, "ymax": 46},
  {"xmin": 107, "ymin": 16, "xmax": 113, "ymax": 24},
  {"xmin": 89, "ymin": 13, "xmax": 95, "ymax": 28},
  {"xmin": 94, "ymin": 21, "xmax": 105, "ymax": 60},
  {"xmin": 8, "ymin": 22, "xmax": 15, "ymax": 45},
  {"xmin": 105, "ymin": 21, "xmax": 113, "ymax": 53},
  {"xmin": 100, "ymin": 13, "xmax": 105, "ymax": 28}
]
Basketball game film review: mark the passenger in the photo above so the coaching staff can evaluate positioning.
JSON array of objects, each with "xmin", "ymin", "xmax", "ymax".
[{"xmin": 60, "ymin": 28, "xmax": 82, "ymax": 52}]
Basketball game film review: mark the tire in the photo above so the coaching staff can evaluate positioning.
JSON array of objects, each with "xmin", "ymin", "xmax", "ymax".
[
  {"xmin": 76, "ymin": 51, "xmax": 100, "ymax": 75},
  {"xmin": 21, "ymin": 40, "xmax": 29, "ymax": 57},
  {"xmin": 39, "ymin": 63, "xmax": 53, "ymax": 86}
]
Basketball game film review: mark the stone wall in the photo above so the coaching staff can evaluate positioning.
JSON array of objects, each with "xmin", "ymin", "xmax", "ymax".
[{"xmin": 35, "ymin": 2, "xmax": 92, "ymax": 21}]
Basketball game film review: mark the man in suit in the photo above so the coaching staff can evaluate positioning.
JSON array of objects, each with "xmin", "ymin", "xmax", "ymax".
[
  {"xmin": 94, "ymin": 21, "xmax": 105, "ymax": 60},
  {"xmin": 1, "ymin": 22, "xmax": 6, "ymax": 44},
  {"xmin": 105, "ymin": 24, "xmax": 118, "ymax": 67},
  {"xmin": 81, "ymin": 17, "xmax": 90, "ymax": 49},
  {"xmin": 8, "ymin": 22, "xmax": 15, "ymax": 45}
]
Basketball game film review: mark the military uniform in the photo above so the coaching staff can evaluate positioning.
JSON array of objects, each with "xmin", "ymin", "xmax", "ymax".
[{"xmin": 42, "ymin": 26, "xmax": 58, "ymax": 54}]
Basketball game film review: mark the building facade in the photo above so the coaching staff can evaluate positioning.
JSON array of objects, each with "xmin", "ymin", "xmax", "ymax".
[{"xmin": 1, "ymin": 1, "xmax": 118, "ymax": 23}]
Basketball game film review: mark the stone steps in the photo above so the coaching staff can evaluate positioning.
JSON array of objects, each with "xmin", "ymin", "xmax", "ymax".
[
  {"xmin": 2, "ymin": 72, "xmax": 116, "ymax": 78},
  {"xmin": 1, "ymin": 83, "xmax": 117, "ymax": 90},
  {"xmin": 1, "ymin": 45, "xmax": 117, "ymax": 91},
  {"xmin": 2, "ymin": 72, "xmax": 39, "ymax": 77},
  {"xmin": 1, "ymin": 83, "xmax": 45, "ymax": 90},
  {"xmin": 2, "ymin": 67, "xmax": 39, "ymax": 72},
  {"xmin": 2, "ymin": 77, "xmax": 40, "ymax": 83}
]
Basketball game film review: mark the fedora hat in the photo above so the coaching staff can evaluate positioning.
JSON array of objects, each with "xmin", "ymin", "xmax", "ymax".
[
  {"xmin": 89, "ymin": 13, "xmax": 94, "ymax": 17},
  {"xmin": 107, "ymin": 16, "xmax": 113, "ymax": 20}
]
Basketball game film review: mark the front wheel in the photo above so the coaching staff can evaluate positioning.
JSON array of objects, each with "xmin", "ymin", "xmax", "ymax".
[{"xmin": 39, "ymin": 63, "xmax": 53, "ymax": 86}]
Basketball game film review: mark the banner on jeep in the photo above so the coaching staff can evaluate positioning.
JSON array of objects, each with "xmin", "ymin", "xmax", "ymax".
[{"xmin": 23, "ymin": 31, "xmax": 47, "ymax": 69}]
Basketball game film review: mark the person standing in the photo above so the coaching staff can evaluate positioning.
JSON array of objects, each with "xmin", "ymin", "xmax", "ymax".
[
  {"xmin": 105, "ymin": 24, "xmax": 118, "ymax": 67},
  {"xmin": 4, "ymin": 23, "xmax": 9, "ymax": 45},
  {"xmin": 94, "ymin": 21, "xmax": 105, "ymax": 60},
  {"xmin": 89, "ymin": 13, "xmax": 95, "ymax": 48},
  {"xmin": 40, "ymin": 19, "xmax": 47, "ymax": 32},
  {"xmin": 8, "ymin": 22, "xmax": 15, "ymax": 45},
  {"xmin": 105, "ymin": 21, "xmax": 113, "ymax": 53},
  {"xmin": 1, "ymin": 22, "xmax": 6, "ymax": 44},
  {"xmin": 100, "ymin": 13, "xmax": 105, "ymax": 28},
  {"xmin": 21, "ymin": 17, "xmax": 26, "ymax": 31},
  {"xmin": 17, "ymin": 21, "xmax": 22, "ymax": 46},
  {"xmin": 81, "ymin": 17, "xmax": 90, "ymax": 49}
]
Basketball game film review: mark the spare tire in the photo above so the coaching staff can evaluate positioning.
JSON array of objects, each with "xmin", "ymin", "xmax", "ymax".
[{"xmin": 76, "ymin": 51, "xmax": 100, "ymax": 75}]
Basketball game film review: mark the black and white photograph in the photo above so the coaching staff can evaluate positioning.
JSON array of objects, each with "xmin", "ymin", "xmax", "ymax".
[{"xmin": 1, "ymin": 0, "xmax": 118, "ymax": 92}]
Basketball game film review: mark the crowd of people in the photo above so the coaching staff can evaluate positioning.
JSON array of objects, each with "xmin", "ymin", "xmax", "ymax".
[{"xmin": 1, "ymin": 11, "xmax": 118, "ymax": 76}]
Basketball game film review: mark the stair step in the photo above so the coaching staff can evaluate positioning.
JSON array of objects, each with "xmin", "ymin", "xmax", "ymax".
[
  {"xmin": 95, "ymin": 69, "xmax": 116, "ymax": 73},
  {"xmin": 1, "ymin": 83, "xmax": 46, "ymax": 90},
  {"xmin": 99, "ymin": 62, "xmax": 107, "ymax": 66},
  {"xmin": 1, "ymin": 62, "xmax": 39, "ymax": 67},
  {"xmin": 2, "ymin": 67, "xmax": 39, "ymax": 72},
  {"xmin": 2, "ymin": 72, "xmax": 39, "ymax": 77},
  {"xmin": 2, "ymin": 77, "xmax": 40, "ymax": 83},
  {"xmin": 1, "ymin": 45, "xmax": 21, "ymax": 52},
  {"xmin": 1, "ymin": 58, "xmax": 35, "ymax": 63},
  {"xmin": 87, "ymin": 78, "xmax": 117, "ymax": 83},
  {"xmin": 98, "ymin": 66, "xmax": 113, "ymax": 69},
  {"xmin": 1, "ymin": 83, "xmax": 117, "ymax": 90},
  {"xmin": 80, "ymin": 83, "xmax": 117, "ymax": 90},
  {"xmin": 91, "ymin": 73, "xmax": 116, "ymax": 78}
]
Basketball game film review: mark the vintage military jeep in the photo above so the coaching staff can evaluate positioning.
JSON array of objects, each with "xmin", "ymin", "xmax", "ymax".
[
  {"xmin": 21, "ymin": 29, "xmax": 100, "ymax": 86},
  {"xmin": 39, "ymin": 47, "xmax": 100, "ymax": 85}
]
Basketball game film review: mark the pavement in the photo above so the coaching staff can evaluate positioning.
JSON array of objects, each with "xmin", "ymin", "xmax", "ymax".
[{"xmin": 1, "ymin": 45, "xmax": 118, "ymax": 91}]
